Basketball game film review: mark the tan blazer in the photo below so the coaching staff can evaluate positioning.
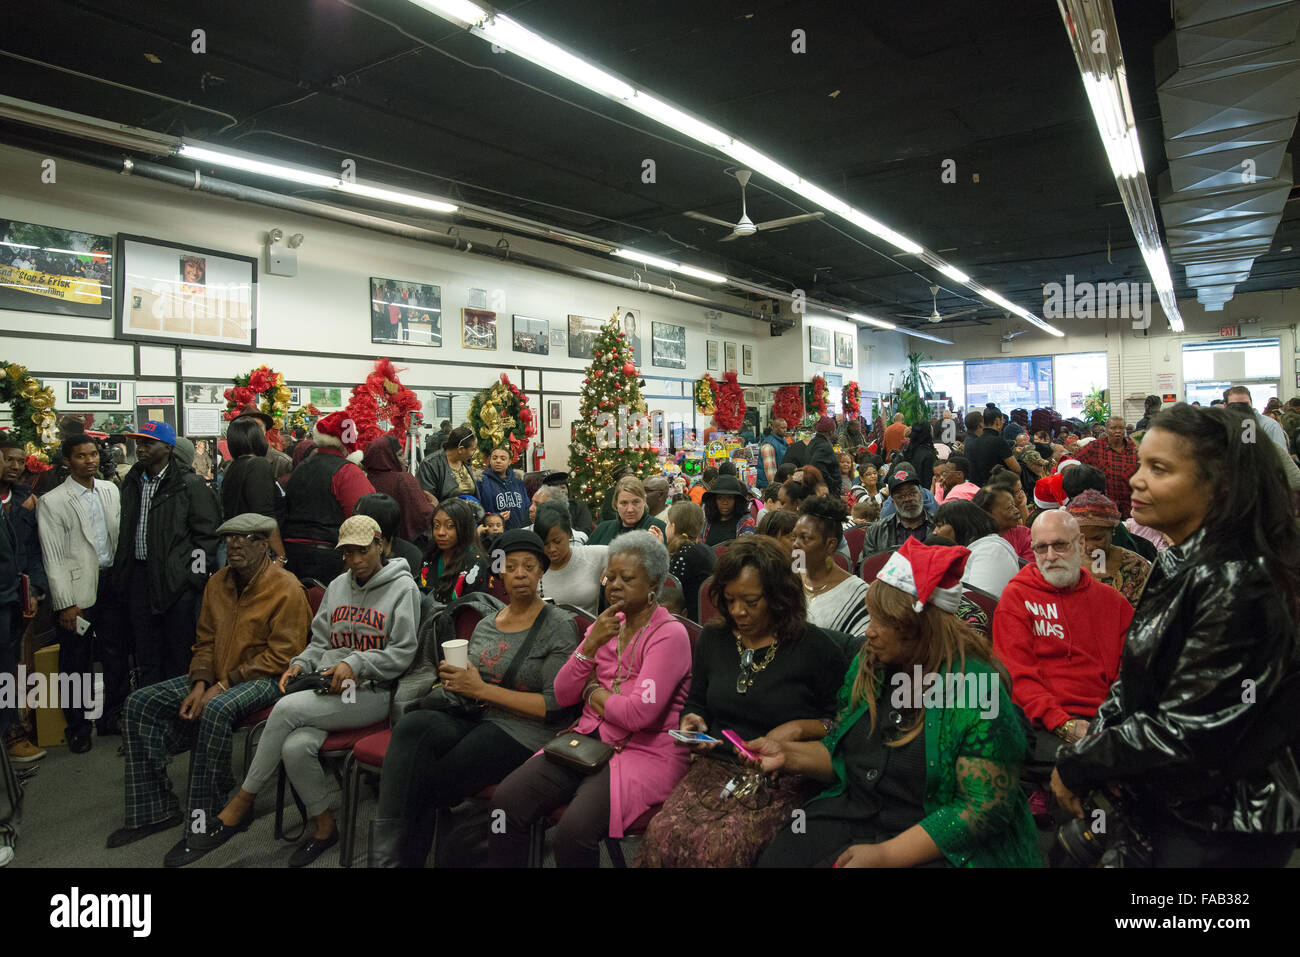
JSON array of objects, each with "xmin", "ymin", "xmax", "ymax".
[{"xmin": 37, "ymin": 476, "xmax": 121, "ymax": 611}]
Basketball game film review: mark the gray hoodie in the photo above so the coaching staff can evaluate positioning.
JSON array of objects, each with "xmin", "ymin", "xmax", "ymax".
[{"xmin": 293, "ymin": 557, "xmax": 420, "ymax": 688}]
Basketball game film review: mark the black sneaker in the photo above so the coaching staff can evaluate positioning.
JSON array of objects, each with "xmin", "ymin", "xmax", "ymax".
[
  {"xmin": 163, "ymin": 836, "xmax": 214, "ymax": 868},
  {"xmin": 106, "ymin": 812, "xmax": 184, "ymax": 849},
  {"xmin": 68, "ymin": 727, "xmax": 92, "ymax": 754}
]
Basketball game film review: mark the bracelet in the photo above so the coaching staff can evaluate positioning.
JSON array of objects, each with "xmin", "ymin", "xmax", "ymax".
[
  {"xmin": 574, "ymin": 649, "xmax": 595, "ymax": 663},
  {"xmin": 583, "ymin": 683, "xmax": 602, "ymax": 703}
]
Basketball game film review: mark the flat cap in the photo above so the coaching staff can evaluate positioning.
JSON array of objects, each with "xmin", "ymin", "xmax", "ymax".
[{"xmin": 215, "ymin": 513, "xmax": 278, "ymax": 537}]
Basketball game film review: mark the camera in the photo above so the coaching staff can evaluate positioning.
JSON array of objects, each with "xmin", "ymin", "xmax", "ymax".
[{"xmin": 1055, "ymin": 790, "xmax": 1120, "ymax": 867}]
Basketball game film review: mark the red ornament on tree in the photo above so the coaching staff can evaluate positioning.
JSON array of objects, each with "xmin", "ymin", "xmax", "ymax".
[{"xmin": 622, "ymin": 361, "xmax": 636, "ymax": 376}]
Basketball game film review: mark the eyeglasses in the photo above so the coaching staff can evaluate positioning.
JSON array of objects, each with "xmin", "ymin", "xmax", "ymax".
[
  {"xmin": 222, "ymin": 533, "xmax": 267, "ymax": 544},
  {"xmin": 1031, "ymin": 539, "xmax": 1078, "ymax": 556}
]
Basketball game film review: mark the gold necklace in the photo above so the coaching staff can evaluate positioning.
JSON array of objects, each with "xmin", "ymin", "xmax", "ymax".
[
  {"xmin": 612, "ymin": 610, "xmax": 653, "ymax": 692},
  {"xmin": 802, "ymin": 574, "xmax": 838, "ymax": 597},
  {"xmin": 734, "ymin": 633, "xmax": 778, "ymax": 694}
]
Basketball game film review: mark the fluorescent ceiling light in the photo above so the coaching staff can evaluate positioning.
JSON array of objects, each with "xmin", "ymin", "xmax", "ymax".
[
  {"xmin": 179, "ymin": 144, "xmax": 339, "ymax": 188},
  {"xmin": 406, "ymin": 0, "xmax": 487, "ymax": 25},
  {"xmin": 337, "ymin": 181, "xmax": 458, "ymax": 213},
  {"xmin": 614, "ymin": 248, "xmax": 677, "ymax": 272},
  {"xmin": 899, "ymin": 328, "xmax": 953, "ymax": 345},
  {"xmin": 630, "ymin": 93, "xmax": 732, "ymax": 149},
  {"xmin": 1058, "ymin": 0, "xmax": 1183, "ymax": 333},
  {"xmin": 480, "ymin": 18, "xmax": 637, "ymax": 100},
  {"xmin": 936, "ymin": 262, "xmax": 970, "ymax": 283},
  {"xmin": 675, "ymin": 264, "xmax": 727, "ymax": 284},
  {"xmin": 849, "ymin": 312, "xmax": 897, "ymax": 331}
]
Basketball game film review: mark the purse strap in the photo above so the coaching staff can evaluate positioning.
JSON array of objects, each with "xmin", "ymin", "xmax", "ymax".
[{"xmin": 497, "ymin": 602, "xmax": 552, "ymax": 691}]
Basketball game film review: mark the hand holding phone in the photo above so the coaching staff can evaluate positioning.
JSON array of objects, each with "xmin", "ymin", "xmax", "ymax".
[{"xmin": 669, "ymin": 729, "xmax": 721, "ymax": 745}]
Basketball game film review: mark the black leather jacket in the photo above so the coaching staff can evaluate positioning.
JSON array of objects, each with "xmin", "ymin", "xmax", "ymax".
[{"xmin": 1057, "ymin": 528, "xmax": 1300, "ymax": 834}]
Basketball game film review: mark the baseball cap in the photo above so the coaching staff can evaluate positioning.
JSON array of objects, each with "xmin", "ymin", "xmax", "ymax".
[
  {"xmin": 886, "ymin": 462, "xmax": 921, "ymax": 492},
  {"xmin": 127, "ymin": 420, "xmax": 176, "ymax": 447},
  {"xmin": 336, "ymin": 514, "xmax": 382, "ymax": 549}
]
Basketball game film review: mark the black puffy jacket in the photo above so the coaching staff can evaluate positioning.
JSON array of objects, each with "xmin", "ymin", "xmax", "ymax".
[
  {"xmin": 1056, "ymin": 528, "xmax": 1300, "ymax": 835},
  {"xmin": 113, "ymin": 460, "xmax": 220, "ymax": 614}
]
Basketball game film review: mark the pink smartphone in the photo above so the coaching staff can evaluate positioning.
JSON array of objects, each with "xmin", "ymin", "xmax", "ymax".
[{"xmin": 721, "ymin": 729, "xmax": 759, "ymax": 762}]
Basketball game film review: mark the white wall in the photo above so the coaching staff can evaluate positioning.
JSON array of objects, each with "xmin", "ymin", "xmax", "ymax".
[{"xmin": 0, "ymin": 143, "xmax": 844, "ymax": 466}]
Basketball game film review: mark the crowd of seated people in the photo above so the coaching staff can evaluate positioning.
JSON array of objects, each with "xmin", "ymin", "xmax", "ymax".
[{"xmin": 2, "ymin": 398, "xmax": 1298, "ymax": 871}]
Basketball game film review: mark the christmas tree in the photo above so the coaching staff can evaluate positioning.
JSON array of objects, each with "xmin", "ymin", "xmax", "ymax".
[{"xmin": 568, "ymin": 311, "xmax": 658, "ymax": 512}]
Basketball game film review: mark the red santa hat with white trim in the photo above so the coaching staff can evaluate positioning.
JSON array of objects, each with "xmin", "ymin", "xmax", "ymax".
[
  {"xmin": 1034, "ymin": 472, "xmax": 1068, "ymax": 510},
  {"xmin": 875, "ymin": 536, "xmax": 970, "ymax": 615},
  {"xmin": 313, "ymin": 410, "xmax": 358, "ymax": 455}
]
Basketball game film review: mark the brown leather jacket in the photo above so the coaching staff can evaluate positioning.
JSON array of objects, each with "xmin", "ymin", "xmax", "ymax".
[{"xmin": 189, "ymin": 561, "xmax": 311, "ymax": 688}]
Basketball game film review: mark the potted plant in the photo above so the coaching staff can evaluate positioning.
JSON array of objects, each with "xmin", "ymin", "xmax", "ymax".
[
  {"xmin": 1081, "ymin": 387, "xmax": 1111, "ymax": 429},
  {"xmin": 896, "ymin": 352, "xmax": 935, "ymax": 425}
]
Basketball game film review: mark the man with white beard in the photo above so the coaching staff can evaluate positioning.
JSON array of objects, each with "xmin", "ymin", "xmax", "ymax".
[
  {"xmin": 861, "ymin": 462, "xmax": 935, "ymax": 557},
  {"xmin": 991, "ymin": 510, "xmax": 1133, "ymax": 818}
]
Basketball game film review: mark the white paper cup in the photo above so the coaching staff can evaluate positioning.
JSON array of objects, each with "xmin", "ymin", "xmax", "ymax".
[{"xmin": 442, "ymin": 639, "xmax": 469, "ymax": 669}]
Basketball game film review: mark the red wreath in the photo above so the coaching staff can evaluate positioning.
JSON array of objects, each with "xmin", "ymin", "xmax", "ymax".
[
  {"xmin": 344, "ymin": 358, "xmax": 423, "ymax": 451},
  {"xmin": 772, "ymin": 385, "xmax": 803, "ymax": 427},
  {"xmin": 842, "ymin": 381, "xmax": 861, "ymax": 418},
  {"xmin": 712, "ymin": 370, "xmax": 747, "ymax": 432},
  {"xmin": 807, "ymin": 375, "xmax": 829, "ymax": 417}
]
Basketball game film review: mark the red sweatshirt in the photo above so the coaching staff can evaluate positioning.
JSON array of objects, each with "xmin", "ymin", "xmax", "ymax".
[{"xmin": 992, "ymin": 564, "xmax": 1132, "ymax": 732}]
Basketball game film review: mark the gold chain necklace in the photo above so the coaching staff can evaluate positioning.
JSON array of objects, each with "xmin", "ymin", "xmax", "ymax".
[
  {"xmin": 734, "ymin": 633, "xmax": 778, "ymax": 694},
  {"xmin": 613, "ymin": 611, "xmax": 653, "ymax": 692}
]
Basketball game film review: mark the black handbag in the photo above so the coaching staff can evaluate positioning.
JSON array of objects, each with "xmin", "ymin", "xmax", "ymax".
[
  {"xmin": 543, "ymin": 731, "xmax": 616, "ymax": 775},
  {"xmin": 282, "ymin": 670, "xmax": 334, "ymax": 696}
]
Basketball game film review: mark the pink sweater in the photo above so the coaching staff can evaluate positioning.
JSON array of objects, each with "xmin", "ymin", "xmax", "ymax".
[{"xmin": 553, "ymin": 604, "xmax": 692, "ymax": 837}]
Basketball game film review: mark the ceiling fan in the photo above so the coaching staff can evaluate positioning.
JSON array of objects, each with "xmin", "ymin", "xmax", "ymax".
[
  {"xmin": 896, "ymin": 285, "xmax": 981, "ymax": 324},
  {"xmin": 683, "ymin": 169, "xmax": 824, "ymax": 242},
  {"xmin": 1000, "ymin": 310, "xmax": 1027, "ymax": 341}
]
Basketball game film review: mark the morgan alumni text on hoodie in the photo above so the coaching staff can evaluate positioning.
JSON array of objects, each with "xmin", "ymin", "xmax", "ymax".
[{"xmin": 293, "ymin": 556, "xmax": 421, "ymax": 688}]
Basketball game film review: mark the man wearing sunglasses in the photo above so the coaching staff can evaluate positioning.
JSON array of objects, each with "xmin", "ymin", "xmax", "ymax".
[
  {"xmin": 108, "ymin": 512, "xmax": 311, "ymax": 865},
  {"xmin": 991, "ymin": 511, "xmax": 1133, "ymax": 820}
]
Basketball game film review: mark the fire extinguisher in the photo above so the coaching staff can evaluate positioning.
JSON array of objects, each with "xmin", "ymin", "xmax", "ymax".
[{"xmin": 532, "ymin": 444, "xmax": 545, "ymax": 471}]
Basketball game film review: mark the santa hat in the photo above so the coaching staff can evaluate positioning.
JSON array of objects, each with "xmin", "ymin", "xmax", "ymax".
[
  {"xmin": 1034, "ymin": 472, "xmax": 1068, "ymax": 510},
  {"xmin": 876, "ymin": 536, "xmax": 969, "ymax": 615},
  {"xmin": 1056, "ymin": 457, "xmax": 1080, "ymax": 474},
  {"xmin": 313, "ymin": 411, "xmax": 356, "ymax": 454}
]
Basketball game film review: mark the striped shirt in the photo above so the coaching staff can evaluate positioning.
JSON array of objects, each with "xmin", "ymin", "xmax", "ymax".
[
  {"xmin": 134, "ymin": 466, "xmax": 168, "ymax": 560},
  {"xmin": 806, "ymin": 575, "xmax": 870, "ymax": 638}
]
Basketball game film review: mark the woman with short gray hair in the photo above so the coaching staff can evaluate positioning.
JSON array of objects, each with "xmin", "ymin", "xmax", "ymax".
[{"xmin": 487, "ymin": 530, "xmax": 692, "ymax": 868}]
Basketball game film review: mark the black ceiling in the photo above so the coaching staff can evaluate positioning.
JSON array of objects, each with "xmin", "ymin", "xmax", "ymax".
[{"xmin": 2, "ymin": 0, "xmax": 1297, "ymax": 336}]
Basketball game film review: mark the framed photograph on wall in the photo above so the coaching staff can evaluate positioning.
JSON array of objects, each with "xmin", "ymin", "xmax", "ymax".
[
  {"xmin": 724, "ymin": 341, "xmax": 738, "ymax": 373},
  {"xmin": 183, "ymin": 383, "xmax": 224, "ymax": 405},
  {"xmin": 370, "ymin": 277, "xmax": 442, "ymax": 347},
  {"xmin": 743, "ymin": 344, "xmax": 754, "ymax": 377},
  {"xmin": 706, "ymin": 340, "xmax": 719, "ymax": 370},
  {"xmin": 550, "ymin": 328, "xmax": 567, "ymax": 349},
  {"xmin": 567, "ymin": 315, "xmax": 603, "ymax": 359},
  {"xmin": 461, "ymin": 308, "xmax": 497, "ymax": 350},
  {"xmin": 808, "ymin": 326, "xmax": 831, "ymax": 365},
  {"xmin": 512, "ymin": 314, "xmax": 550, "ymax": 355},
  {"xmin": 618, "ymin": 308, "xmax": 642, "ymax": 366},
  {"xmin": 651, "ymin": 321, "xmax": 686, "ymax": 369},
  {"xmin": 67, "ymin": 380, "xmax": 120, "ymax": 404},
  {"xmin": 0, "ymin": 219, "xmax": 113, "ymax": 320},
  {"xmin": 287, "ymin": 386, "xmax": 301, "ymax": 406},
  {"xmin": 834, "ymin": 331, "xmax": 854, "ymax": 368},
  {"xmin": 548, "ymin": 399, "xmax": 562, "ymax": 429},
  {"xmin": 116, "ymin": 235, "xmax": 257, "ymax": 349}
]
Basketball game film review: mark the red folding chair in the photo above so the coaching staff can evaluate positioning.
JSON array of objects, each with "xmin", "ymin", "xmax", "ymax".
[
  {"xmin": 697, "ymin": 575, "xmax": 719, "ymax": 624},
  {"xmin": 711, "ymin": 541, "xmax": 734, "ymax": 560},
  {"xmin": 859, "ymin": 548, "xmax": 896, "ymax": 583},
  {"xmin": 843, "ymin": 525, "xmax": 867, "ymax": 572},
  {"xmin": 961, "ymin": 585, "xmax": 999, "ymax": 622}
]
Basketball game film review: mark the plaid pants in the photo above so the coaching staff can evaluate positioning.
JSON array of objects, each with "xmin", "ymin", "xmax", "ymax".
[{"xmin": 122, "ymin": 675, "xmax": 280, "ymax": 829}]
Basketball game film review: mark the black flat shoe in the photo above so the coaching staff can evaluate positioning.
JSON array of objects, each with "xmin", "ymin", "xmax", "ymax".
[
  {"xmin": 68, "ymin": 728, "xmax": 92, "ymax": 754},
  {"xmin": 288, "ymin": 829, "xmax": 338, "ymax": 868},
  {"xmin": 188, "ymin": 809, "xmax": 253, "ymax": 851},
  {"xmin": 106, "ymin": 812, "xmax": 183, "ymax": 849},
  {"xmin": 163, "ymin": 837, "xmax": 214, "ymax": 868}
]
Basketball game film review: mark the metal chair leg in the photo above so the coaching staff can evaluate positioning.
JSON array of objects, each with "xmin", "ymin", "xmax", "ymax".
[{"xmin": 339, "ymin": 753, "xmax": 357, "ymax": 867}]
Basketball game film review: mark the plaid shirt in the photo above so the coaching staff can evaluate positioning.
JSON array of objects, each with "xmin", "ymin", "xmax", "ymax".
[
  {"xmin": 134, "ymin": 466, "xmax": 168, "ymax": 560},
  {"xmin": 760, "ymin": 441, "xmax": 780, "ymax": 483},
  {"xmin": 1077, "ymin": 438, "xmax": 1138, "ymax": 518}
]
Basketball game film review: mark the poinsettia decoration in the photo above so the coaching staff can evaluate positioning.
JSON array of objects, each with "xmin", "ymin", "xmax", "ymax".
[
  {"xmin": 772, "ymin": 385, "xmax": 803, "ymax": 428},
  {"xmin": 223, "ymin": 364, "xmax": 291, "ymax": 447},
  {"xmin": 694, "ymin": 374, "xmax": 718, "ymax": 415},
  {"xmin": 344, "ymin": 358, "xmax": 423, "ymax": 451},
  {"xmin": 842, "ymin": 380, "xmax": 861, "ymax": 418},
  {"xmin": 712, "ymin": 370, "xmax": 747, "ymax": 432},
  {"xmin": 805, "ymin": 375, "xmax": 829, "ymax": 417}
]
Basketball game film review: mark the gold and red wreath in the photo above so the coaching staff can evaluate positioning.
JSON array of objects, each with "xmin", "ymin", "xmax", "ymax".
[
  {"xmin": 712, "ymin": 370, "xmax": 747, "ymax": 432},
  {"xmin": 842, "ymin": 381, "xmax": 861, "ymax": 418}
]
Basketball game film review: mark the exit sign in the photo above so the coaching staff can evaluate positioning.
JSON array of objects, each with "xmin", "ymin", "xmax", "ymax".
[{"xmin": 1219, "ymin": 324, "xmax": 1240, "ymax": 337}]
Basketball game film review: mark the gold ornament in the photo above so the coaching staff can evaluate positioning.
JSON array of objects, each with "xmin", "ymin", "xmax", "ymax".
[
  {"xmin": 275, "ymin": 386, "xmax": 291, "ymax": 404},
  {"xmin": 383, "ymin": 379, "xmax": 399, "ymax": 395},
  {"xmin": 29, "ymin": 391, "xmax": 54, "ymax": 411},
  {"xmin": 7, "ymin": 364, "xmax": 27, "ymax": 381},
  {"xmin": 19, "ymin": 379, "xmax": 41, "ymax": 400}
]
